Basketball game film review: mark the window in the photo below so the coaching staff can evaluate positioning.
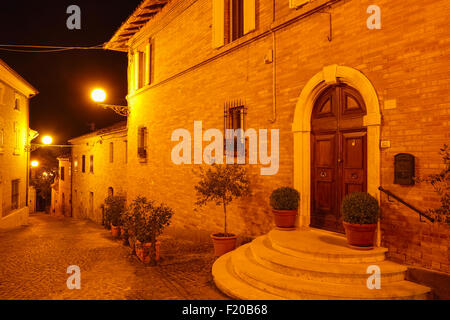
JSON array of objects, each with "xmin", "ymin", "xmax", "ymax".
[
  {"xmin": 138, "ymin": 51, "xmax": 145, "ymax": 89},
  {"xmin": 138, "ymin": 127, "xmax": 148, "ymax": 160},
  {"xmin": 90, "ymin": 155, "xmax": 94, "ymax": 173},
  {"xmin": 14, "ymin": 97, "xmax": 20, "ymax": 111},
  {"xmin": 212, "ymin": 0, "xmax": 255, "ymax": 48},
  {"xmin": 73, "ymin": 155, "xmax": 78, "ymax": 172},
  {"xmin": 11, "ymin": 179, "xmax": 19, "ymax": 211},
  {"xmin": 61, "ymin": 166, "xmax": 65, "ymax": 181},
  {"xmin": 224, "ymin": 102, "xmax": 247, "ymax": 158},
  {"xmin": 231, "ymin": 0, "xmax": 244, "ymax": 41},
  {"xmin": 109, "ymin": 142, "xmax": 114, "ymax": 163},
  {"xmin": 82, "ymin": 155, "xmax": 86, "ymax": 173},
  {"xmin": 108, "ymin": 187, "xmax": 114, "ymax": 197},
  {"xmin": 13, "ymin": 121, "xmax": 20, "ymax": 155},
  {"xmin": 133, "ymin": 40, "xmax": 153, "ymax": 90}
]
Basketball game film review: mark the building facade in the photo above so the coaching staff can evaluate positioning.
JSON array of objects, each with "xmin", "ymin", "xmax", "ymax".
[
  {"xmin": 69, "ymin": 122, "xmax": 128, "ymax": 224},
  {"xmin": 0, "ymin": 58, "xmax": 38, "ymax": 229},
  {"xmin": 103, "ymin": 0, "xmax": 449, "ymax": 273}
]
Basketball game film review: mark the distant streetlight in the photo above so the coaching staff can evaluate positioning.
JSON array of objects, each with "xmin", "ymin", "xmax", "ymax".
[
  {"xmin": 42, "ymin": 136, "xmax": 53, "ymax": 145},
  {"xmin": 90, "ymin": 88, "xmax": 129, "ymax": 116},
  {"xmin": 31, "ymin": 160, "xmax": 39, "ymax": 167}
]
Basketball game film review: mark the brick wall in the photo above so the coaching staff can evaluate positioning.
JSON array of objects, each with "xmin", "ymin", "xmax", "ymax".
[{"xmin": 122, "ymin": 0, "xmax": 449, "ymax": 272}]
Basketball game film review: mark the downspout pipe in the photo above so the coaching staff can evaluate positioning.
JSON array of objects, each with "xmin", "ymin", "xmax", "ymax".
[{"xmin": 269, "ymin": 0, "xmax": 277, "ymax": 123}]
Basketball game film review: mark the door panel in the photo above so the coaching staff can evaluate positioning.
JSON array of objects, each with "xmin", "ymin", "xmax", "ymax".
[{"xmin": 311, "ymin": 84, "xmax": 367, "ymax": 233}]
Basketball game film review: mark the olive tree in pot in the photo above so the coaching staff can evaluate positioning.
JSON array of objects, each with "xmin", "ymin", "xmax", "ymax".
[
  {"xmin": 129, "ymin": 196, "xmax": 174, "ymax": 265},
  {"xmin": 341, "ymin": 192, "xmax": 380, "ymax": 249},
  {"xmin": 270, "ymin": 187, "xmax": 300, "ymax": 229},
  {"xmin": 194, "ymin": 164, "xmax": 250, "ymax": 257},
  {"xmin": 104, "ymin": 195, "xmax": 126, "ymax": 238}
]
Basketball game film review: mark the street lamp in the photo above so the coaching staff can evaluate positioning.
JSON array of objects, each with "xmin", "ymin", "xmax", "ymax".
[
  {"xmin": 42, "ymin": 136, "xmax": 53, "ymax": 145},
  {"xmin": 90, "ymin": 88, "xmax": 129, "ymax": 116},
  {"xmin": 31, "ymin": 160, "xmax": 39, "ymax": 167}
]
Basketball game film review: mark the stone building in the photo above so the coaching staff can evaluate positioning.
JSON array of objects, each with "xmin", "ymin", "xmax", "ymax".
[
  {"xmin": 50, "ymin": 156, "xmax": 72, "ymax": 217},
  {"xmin": 0, "ymin": 58, "xmax": 38, "ymax": 229},
  {"xmin": 69, "ymin": 121, "xmax": 127, "ymax": 224}
]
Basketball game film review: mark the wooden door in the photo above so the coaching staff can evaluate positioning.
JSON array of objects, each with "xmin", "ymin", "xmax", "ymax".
[{"xmin": 311, "ymin": 84, "xmax": 367, "ymax": 233}]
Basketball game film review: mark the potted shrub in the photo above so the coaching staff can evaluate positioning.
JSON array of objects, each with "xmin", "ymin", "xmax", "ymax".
[
  {"xmin": 129, "ymin": 196, "xmax": 174, "ymax": 265},
  {"xmin": 194, "ymin": 164, "xmax": 250, "ymax": 257},
  {"xmin": 104, "ymin": 195, "xmax": 126, "ymax": 238},
  {"xmin": 341, "ymin": 192, "xmax": 380, "ymax": 249},
  {"xmin": 270, "ymin": 187, "xmax": 300, "ymax": 229}
]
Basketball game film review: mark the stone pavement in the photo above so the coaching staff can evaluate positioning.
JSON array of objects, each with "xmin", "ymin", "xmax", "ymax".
[{"xmin": 0, "ymin": 213, "xmax": 228, "ymax": 300}]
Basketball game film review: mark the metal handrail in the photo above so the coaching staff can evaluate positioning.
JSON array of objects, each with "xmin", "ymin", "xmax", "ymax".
[{"xmin": 378, "ymin": 186, "xmax": 435, "ymax": 223}]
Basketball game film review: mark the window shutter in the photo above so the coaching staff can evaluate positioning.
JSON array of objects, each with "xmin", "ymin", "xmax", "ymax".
[
  {"xmin": 134, "ymin": 52, "xmax": 140, "ymax": 91},
  {"xmin": 212, "ymin": 0, "xmax": 225, "ymax": 48},
  {"xmin": 145, "ymin": 42, "xmax": 152, "ymax": 85},
  {"xmin": 243, "ymin": 0, "xmax": 255, "ymax": 35}
]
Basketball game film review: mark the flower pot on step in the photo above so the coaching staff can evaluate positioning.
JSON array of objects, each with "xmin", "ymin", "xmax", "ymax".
[
  {"xmin": 211, "ymin": 233, "xmax": 237, "ymax": 257},
  {"xmin": 343, "ymin": 221, "xmax": 377, "ymax": 249},
  {"xmin": 272, "ymin": 209, "xmax": 297, "ymax": 228}
]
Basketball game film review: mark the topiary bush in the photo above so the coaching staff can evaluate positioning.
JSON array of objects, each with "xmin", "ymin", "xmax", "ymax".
[
  {"xmin": 341, "ymin": 192, "xmax": 379, "ymax": 224},
  {"xmin": 270, "ymin": 187, "xmax": 300, "ymax": 210}
]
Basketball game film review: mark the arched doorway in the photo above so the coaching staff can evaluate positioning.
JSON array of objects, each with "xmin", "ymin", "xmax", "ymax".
[
  {"xmin": 292, "ymin": 65, "xmax": 381, "ymax": 242},
  {"xmin": 310, "ymin": 84, "xmax": 367, "ymax": 233}
]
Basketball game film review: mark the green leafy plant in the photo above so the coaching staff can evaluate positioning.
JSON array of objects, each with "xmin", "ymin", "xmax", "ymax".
[
  {"xmin": 270, "ymin": 187, "xmax": 300, "ymax": 210},
  {"xmin": 341, "ymin": 192, "xmax": 379, "ymax": 224},
  {"xmin": 417, "ymin": 144, "xmax": 450, "ymax": 225},
  {"xmin": 194, "ymin": 164, "xmax": 250, "ymax": 237},
  {"xmin": 128, "ymin": 196, "xmax": 174, "ymax": 265},
  {"xmin": 104, "ymin": 195, "xmax": 126, "ymax": 227}
]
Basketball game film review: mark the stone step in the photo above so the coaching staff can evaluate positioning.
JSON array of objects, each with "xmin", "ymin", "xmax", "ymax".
[
  {"xmin": 268, "ymin": 229, "xmax": 388, "ymax": 263},
  {"xmin": 212, "ymin": 251, "xmax": 285, "ymax": 300},
  {"xmin": 231, "ymin": 244, "xmax": 431, "ymax": 300},
  {"xmin": 250, "ymin": 236, "xmax": 407, "ymax": 284}
]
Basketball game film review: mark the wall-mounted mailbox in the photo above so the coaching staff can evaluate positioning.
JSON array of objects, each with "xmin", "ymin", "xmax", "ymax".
[{"xmin": 394, "ymin": 153, "xmax": 415, "ymax": 185}]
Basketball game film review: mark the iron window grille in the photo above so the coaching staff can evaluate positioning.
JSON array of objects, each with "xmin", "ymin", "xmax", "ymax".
[{"xmin": 224, "ymin": 100, "xmax": 247, "ymax": 159}]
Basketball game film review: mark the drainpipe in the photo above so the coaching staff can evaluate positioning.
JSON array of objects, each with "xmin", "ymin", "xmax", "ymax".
[{"xmin": 269, "ymin": 0, "xmax": 277, "ymax": 123}]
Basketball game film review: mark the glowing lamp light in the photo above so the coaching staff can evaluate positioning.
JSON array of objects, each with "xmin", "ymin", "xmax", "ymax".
[
  {"xmin": 91, "ymin": 88, "xmax": 106, "ymax": 103},
  {"xmin": 31, "ymin": 161, "xmax": 39, "ymax": 167},
  {"xmin": 42, "ymin": 136, "xmax": 53, "ymax": 145}
]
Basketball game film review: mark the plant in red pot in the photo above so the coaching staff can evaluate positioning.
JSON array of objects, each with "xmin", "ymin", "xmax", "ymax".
[
  {"xmin": 130, "ymin": 196, "xmax": 174, "ymax": 265},
  {"xmin": 194, "ymin": 164, "xmax": 250, "ymax": 257},
  {"xmin": 270, "ymin": 187, "xmax": 300, "ymax": 229},
  {"xmin": 104, "ymin": 195, "xmax": 126, "ymax": 238},
  {"xmin": 341, "ymin": 192, "xmax": 380, "ymax": 249}
]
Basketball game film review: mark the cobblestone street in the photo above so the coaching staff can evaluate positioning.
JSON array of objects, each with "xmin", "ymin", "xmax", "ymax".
[{"xmin": 0, "ymin": 213, "xmax": 228, "ymax": 300}]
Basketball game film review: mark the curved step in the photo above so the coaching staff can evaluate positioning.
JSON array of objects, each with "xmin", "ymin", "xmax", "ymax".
[
  {"xmin": 232, "ymin": 245, "xmax": 431, "ymax": 300},
  {"xmin": 212, "ymin": 250, "xmax": 285, "ymax": 300},
  {"xmin": 250, "ymin": 236, "xmax": 407, "ymax": 284},
  {"xmin": 269, "ymin": 229, "xmax": 388, "ymax": 263}
]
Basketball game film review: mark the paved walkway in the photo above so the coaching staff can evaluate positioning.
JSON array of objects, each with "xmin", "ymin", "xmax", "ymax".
[{"xmin": 0, "ymin": 213, "xmax": 228, "ymax": 300}]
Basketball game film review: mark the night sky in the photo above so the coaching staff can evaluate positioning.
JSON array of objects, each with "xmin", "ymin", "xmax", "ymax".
[{"xmin": 0, "ymin": 0, "xmax": 143, "ymax": 144}]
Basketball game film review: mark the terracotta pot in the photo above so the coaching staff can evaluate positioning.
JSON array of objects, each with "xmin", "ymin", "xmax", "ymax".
[
  {"xmin": 343, "ymin": 221, "xmax": 377, "ymax": 249},
  {"xmin": 272, "ymin": 209, "xmax": 297, "ymax": 228},
  {"xmin": 111, "ymin": 224, "xmax": 120, "ymax": 238},
  {"xmin": 211, "ymin": 233, "xmax": 237, "ymax": 257},
  {"xmin": 135, "ymin": 240, "xmax": 161, "ymax": 263}
]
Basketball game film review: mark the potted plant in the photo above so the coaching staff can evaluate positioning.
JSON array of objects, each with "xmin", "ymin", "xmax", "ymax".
[
  {"xmin": 341, "ymin": 192, "xmax": 380, "ymax": 249},
  {"xmin": 194, "ymin": 164, "xmax": 250, "ymax": 257},
  {"xmin": 270, "ymin": 187, "xmax": 300, "ymax": 229},
  {"xmin": 129, "ymin": 196, "xmax": 174, "ymax": 265},
  {"xmin": 104, "ymin": 195, "xmax": 126, "ymax": 238}
]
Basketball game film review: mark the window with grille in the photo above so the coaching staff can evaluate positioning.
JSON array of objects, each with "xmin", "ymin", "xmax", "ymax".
[
  {"xmin": 11, "ymin": 179, "xmax": 19, "ymax": 211},
  {"xmin": 138, "ymin": 127, "xmax": 148, "ymax": 160},
  {"xmin": 224, "ymin": 101, "xmax": 247, "ymax": 159},
  {"xmin": 61, "ymin": 166, "xmax": 65, "ymax": 181}
]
